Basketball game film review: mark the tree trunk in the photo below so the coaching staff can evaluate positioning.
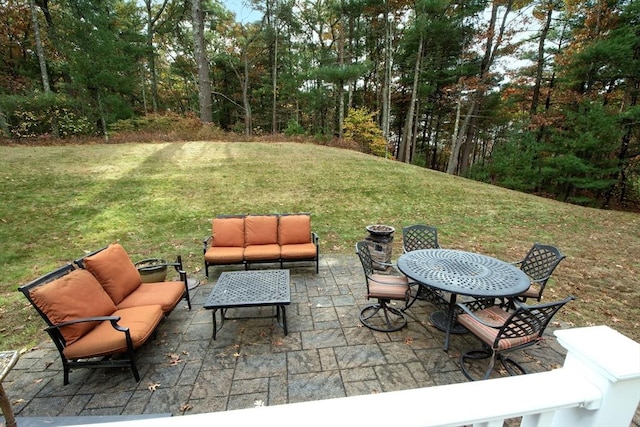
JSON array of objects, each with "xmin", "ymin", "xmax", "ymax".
[
  {"xmin": 191, "ymin": 0, "xmax": 212, "ymax": 123},
  {"xmin": 381, "ymin": 4, "xmax": 392, "ymax": 156},
  {"xmin": 242, "ymin": 51, "xmax": 252, "ymax": 135},
  {"xmin": 30, "ymin": 0, "xmax": 50, "ymax": 93},
  {"xmin": 398, "ymin": 34, "xmax": 423, "ymax": 163},
  {"xmin": 530, "ymin": 2, "xmax": 553, "ymax": 116}
]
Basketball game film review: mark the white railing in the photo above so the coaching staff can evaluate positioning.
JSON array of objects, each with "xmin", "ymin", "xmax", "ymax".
[{"xmin": 79, "ymin": 325, "xmax": 640, "ymax": 427}]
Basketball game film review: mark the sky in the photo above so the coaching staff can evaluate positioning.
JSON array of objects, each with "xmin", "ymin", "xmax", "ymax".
[{"xmin": 223, "ymin": 0, "xmax": 262, "ymax": 23}]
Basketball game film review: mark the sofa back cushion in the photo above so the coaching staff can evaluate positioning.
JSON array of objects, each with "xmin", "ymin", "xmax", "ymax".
[
  {"xmin": 212, "ymin": 217, "xmax": 245, "ymax": 247},
  {"xmin": 245, "ymin": 215, "xmax": 278, "ymax": 245},
  {"xmin": 83, "ymin": 243, "xmax": 141, "ymax": 305},
  {"xmin": 279, "ymin": 214, "xmax": 312, "ymax": 245},
  {"xmin": 29, "ymin": 269, "xmax": 117, "ymax": 345}
]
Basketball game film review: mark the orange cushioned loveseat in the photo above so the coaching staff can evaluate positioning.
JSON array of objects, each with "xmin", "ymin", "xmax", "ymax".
[
  {"xmin": 18, "ymin": 243, "xmax": 191, "ymax": 385},
  {"xmin": 202, "ymin": 213, "xmax": 319, "ymax": 276}
]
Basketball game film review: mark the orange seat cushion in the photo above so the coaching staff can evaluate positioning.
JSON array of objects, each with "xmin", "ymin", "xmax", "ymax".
[
  {"xmin": 280, "ymin": 243, "xmax": 317, "ymax": 260},
  {"xmin": 205, "ymin": 246, "xmax": 245, "ymax": 263},
  {"xmin": 278, "ymin": 214, "xmax": 311, "ymax": 245},
  {"xmin": 63, "ymin": 305, "xmax": 163, "ymax": 359},
  {"xmin": 457, "ymin": 306, "xmax": 539, "ymax": 350},
  {"xmin": 117, "ymin": 281, "xmax": 185, "ymax": 313},
  {"xmin": 367, "ymin": 274, "xmax": 409, "ymax": 300},
  {"xmin": 244, "ymin": 244, "xmax": 281, "ymax": 261},
  {"xmin": 245, "ymin": 215, "xmax": 278, "ymax": 245},
  {"xmin": 83, "ymin": 243, "xmax": 141, "ymax": 305},
  {"xmin": 212, "ymin": 217, "xmax": 245, "ymax": 247},
  {"xmin": 29, "ymin": 269, "xmax": 117, "ymax": 345}
]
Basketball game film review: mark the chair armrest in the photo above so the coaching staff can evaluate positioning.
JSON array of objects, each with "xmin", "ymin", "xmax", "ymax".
[
  {"xmin": 311, "ymin": 232, "xmax": 319, "ymax": 244},
  {"xmin": 455, "ymin": 303, "xmax": 504, "ymax": 328}
]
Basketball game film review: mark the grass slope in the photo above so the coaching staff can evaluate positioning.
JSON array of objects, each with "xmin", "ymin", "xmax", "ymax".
[{"xmin": 1, "ymin": 141, "xmax": 638, "ymax": 349}]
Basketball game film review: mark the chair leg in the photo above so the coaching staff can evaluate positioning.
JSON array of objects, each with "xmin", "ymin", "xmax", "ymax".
[
  {"xmin": 359, "ymin": 300, "xmax": 407, "ymax": 332},
  {"xmin": 499, "ymin": 354, "xmax": 528, "ymax": 376},
  {"xmin": 460, "ymin": 347, "xmax": 496, "ymax": 381}
]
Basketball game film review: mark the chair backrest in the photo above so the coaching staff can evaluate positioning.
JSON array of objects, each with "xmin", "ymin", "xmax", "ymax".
[
  {"xmin": 355, "ymin": 241, "xmax": 375, "ymax": 281},
  {"xmin": 495, "ymin": 296, "xmax": 575, "ymax": 347},
  {"xmin": 520, "ymin": 243, "xmax": 566, "ymax": 289},
  {"xmin": 402, "ymin": 224, "xmax": 440, "ymax": 253}
]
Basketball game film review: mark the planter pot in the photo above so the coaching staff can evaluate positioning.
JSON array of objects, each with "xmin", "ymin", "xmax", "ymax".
[{"xmin": 135, "ymin": 258, "xmax": 168, "ymax": 283}]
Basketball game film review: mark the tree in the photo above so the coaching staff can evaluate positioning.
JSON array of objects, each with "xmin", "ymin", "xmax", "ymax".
[{"xmin": 191, "ymin": 0, "xmax": 212, "ymax": 123}]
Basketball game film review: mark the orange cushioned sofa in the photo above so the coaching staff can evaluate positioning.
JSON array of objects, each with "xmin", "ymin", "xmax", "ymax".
[
  {"xmin": 203, "ymin": 213, "xmax": 319, "ymax": 276},
  {"xmin": 19, "ymin": 243, "xmax": 191, "ymax": 384}
]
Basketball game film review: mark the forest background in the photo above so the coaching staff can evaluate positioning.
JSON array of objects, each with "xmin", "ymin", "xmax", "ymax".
[{"xmin": 0, "ymin": 0, "xmax": 639, "ymax": 210}]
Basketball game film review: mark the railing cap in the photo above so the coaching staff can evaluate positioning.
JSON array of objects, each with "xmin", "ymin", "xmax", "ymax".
[{"xmin": 555, "ymin": 325, "xmax": 640, "ymax": 381}]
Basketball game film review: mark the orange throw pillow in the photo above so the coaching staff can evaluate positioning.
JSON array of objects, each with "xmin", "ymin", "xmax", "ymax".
[
  {"xmin": 83, "ymin": 243, "xmax": 141, "ymax": 304},
  {"xmin": 29, "ymin": 269, "xmax": 117, "ymax": 345}
]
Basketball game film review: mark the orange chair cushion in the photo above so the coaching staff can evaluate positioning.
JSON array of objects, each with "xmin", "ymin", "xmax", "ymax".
[
  {"xmin": 244, "ymin": 244, "xmax": 281, "ymax": 261},
  {"xmin": 29, "ymin": 269, "xmax": 117, "ymax": 345},
  {"xmin": 456, "ymin": 306, "xmax": 539, "ymax": 350},
  {"xmin": 205, "ymin": 246, "xmax": 245, "ymax": 263},
  {"xmin": 367, "ymin": 274, "xmax": 409, "ymax": 300},
  {"xmin": 63, "ymin": 305, "xmax": 163, "ymax": 359},
  {"xmin": 278, "ymin": 214, "xmax": 311, "ymax": 245},
  {"xmin": 280, "ymin": 243, "xmax": 317, "ymax": 260},
  {"xmin": 245, "ymin": 215, "xmax": 278, "ymax": 245},
  {"xmin": 83, "ymin": 243, "xmax": 141, "ymax": 305},
  {"xmin": 212, "ymin": 217, "xmax": 245, "ymax": 247},
  {"xmin": 117, "ymin": 281, "xmax": 185, "ymax": 313}
]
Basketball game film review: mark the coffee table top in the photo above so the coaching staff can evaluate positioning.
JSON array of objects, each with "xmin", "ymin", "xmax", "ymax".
[{"xmin": 204, "ymin": 270, "xmax": 290, "ymax": 309}]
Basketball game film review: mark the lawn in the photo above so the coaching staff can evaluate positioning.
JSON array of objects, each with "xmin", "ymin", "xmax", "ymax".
[{"xmin": 1, "ymin": 140, "xmax": 638, "ymax": 349}]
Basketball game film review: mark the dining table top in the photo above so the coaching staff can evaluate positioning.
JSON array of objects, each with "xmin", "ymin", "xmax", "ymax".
[{"xmin": 397, "ymin": 248, "xmax": 530, "ymax": 297}]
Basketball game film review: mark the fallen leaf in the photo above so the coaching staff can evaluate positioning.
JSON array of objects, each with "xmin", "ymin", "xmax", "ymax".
[
  {"xmin": 233, "ymin": 352, "xmax": 241, "ymax": 357},
  {"xmin": 254, "ymin": 399, "xmax": 264, "ymax": 407},
  {"xmin": 148, "ymin": 383, "xmax": 160, "ymax": 392},
  {"xmin": 180, "ymin": 403, "xmax": 192, "ymax": 412},
  {"xmin": 404, "ymin": 337, "xmax": 414, "ymax": 345}
]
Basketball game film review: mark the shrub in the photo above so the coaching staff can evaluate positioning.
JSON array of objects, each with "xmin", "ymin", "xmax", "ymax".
[
  {"xmin": 284, "ymin": 119, "xmax": 305, "ymax": 136},
  {"xmin": 343, "ymin": 107, "xmax": 386, "ymax": 157}
]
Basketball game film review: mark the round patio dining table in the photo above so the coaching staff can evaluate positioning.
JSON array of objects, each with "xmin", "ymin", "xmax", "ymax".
[{"xmin": 397, "ymin": 249, "xmax": 530, "ymax": 351}]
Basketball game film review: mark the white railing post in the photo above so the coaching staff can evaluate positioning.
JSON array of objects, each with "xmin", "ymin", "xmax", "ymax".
[{"xmin": 552, "ymin": 325, "xmax": 640, "ymax": 427}]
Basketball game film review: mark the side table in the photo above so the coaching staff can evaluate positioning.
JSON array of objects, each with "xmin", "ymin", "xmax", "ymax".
[{"xmin": 0, "ymin": 350, "xmax": 19, "ymax": 427}]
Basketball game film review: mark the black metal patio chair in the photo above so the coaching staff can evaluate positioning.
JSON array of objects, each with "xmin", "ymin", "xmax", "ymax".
[
  {"xmin": 456, "ymin": 295, "xmax": 575, "ymax": 380},
  {"xmin": 355, "ymin": 241, "xmax": 414, "ymax": 332},
  {"xmin": 513, "ymin": 243, "xmax": 566, "ymax": 303},
  {"xmin": 402, "ymin": 224, "xmax": 441, "ymax": 253}
]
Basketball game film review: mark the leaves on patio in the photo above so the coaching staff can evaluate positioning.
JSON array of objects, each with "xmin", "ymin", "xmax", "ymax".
[
  {"xmin": 148, "ymin": 383, "xmax": 160, "ymax": 392},
  {"xmin": 404, "ymin": 337, "xmax": 414, "ymax": 345},
  {"xmin": 167, "ymin": 353, "xmax": 183, "ymax": 366},
  {"xmin": 254, "ymin": 399, "xmax": 264, "ymax": 407},
  {"xmin": 180, "ymin": 403, "xmax": 192, "ymax": 413}
]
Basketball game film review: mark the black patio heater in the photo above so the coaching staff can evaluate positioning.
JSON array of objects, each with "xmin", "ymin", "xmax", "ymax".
[{"xmin": 365, "ymin": 224, "xmax": 395, "ymax": 270}]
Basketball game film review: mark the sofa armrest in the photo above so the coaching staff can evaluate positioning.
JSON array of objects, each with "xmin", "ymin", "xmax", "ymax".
[
  {"xmin": 203, "ymin": 236, "xmax": 212, "ymax": 254},
  {"xmin": 47, "ymin": 315, "xmax": 123, "ymax": 332}
]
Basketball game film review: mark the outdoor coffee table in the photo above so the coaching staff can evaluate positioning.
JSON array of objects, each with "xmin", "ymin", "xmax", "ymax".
[{"xmin": 204, "ymin": 270, "xmax": 290, "ymax": 339}]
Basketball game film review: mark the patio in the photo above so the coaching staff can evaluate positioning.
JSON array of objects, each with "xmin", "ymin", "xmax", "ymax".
[{"xmin": 3, "ymin": 254, "xmax": 606, "ymax": 425}]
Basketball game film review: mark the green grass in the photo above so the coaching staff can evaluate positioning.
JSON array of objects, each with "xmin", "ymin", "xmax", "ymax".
[{"xmin": 1, "ymin": 141, "xmax": 639, "ymax": 349}]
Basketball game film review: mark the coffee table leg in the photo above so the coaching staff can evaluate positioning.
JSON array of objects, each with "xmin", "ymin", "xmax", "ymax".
[
  {"xmin": 281, "ymin": 306, "xmax": 288, "ymax": 336},
  {"xmin": 212, "ymin": 309, "xmax": 217, "ymax": 340}
]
